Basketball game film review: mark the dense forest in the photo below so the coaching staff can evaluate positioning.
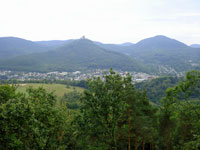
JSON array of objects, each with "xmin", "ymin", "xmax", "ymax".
[
  {"xmin": 135, "ymin": 76, "xmax": 183, "ymax": 103},
  {"xmin": 0, "ymin": 70, "xmax": 200, "ymax": 149}
]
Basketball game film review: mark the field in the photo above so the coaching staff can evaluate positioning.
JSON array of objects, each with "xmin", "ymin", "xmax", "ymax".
[{"xmin": 16, "ymin": 83, "xmax": 84, "ymax": 98}]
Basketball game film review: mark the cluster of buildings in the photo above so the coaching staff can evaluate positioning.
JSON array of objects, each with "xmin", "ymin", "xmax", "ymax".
[
  {"xmin": 0, "ymin": 70, "xmax": 157, "ymax": 83},
  {"xmin": 157, "ymin": 65, "xmax": 184, "ymax": 77}
]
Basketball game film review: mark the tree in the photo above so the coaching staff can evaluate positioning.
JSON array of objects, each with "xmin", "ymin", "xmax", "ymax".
[
  {"xmin": 75, "ymin": 69, "xmax": 158, "ymax": 150},
  {"xmin": 61, "ymin": 90, "xmax": 83, "ymax": 109},
  {"xmin": 0, "ymin": 84, "xmax": 17, "ymax": 104},
  {"xmin": 76, "ymin": 69, "xmax": 129, "ymax": 150},
  {"xmin": 159, "ymin": 70, "xmax": 200, "ymax": 149},
  {"xmin": 0, "ymin": 86, "xmax": 70, "ymax": 149}
]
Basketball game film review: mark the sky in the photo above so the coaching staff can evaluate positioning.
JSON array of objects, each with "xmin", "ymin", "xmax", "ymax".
[{"xmin": 0, "ymin": 0, "xmax": 200, "ymax": 45}]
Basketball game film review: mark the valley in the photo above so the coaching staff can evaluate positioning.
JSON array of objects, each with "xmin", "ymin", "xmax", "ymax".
[{"xmin": 1, "ymin": 0, "xmax": 200, "ymax": 149}]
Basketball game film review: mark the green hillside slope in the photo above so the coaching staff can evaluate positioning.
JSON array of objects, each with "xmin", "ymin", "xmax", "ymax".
[
  {"xmin": 0, "ymin": 37, "xmax": 51, "ymax": 59},
  {"xmin": 0, "ymin": 38, "xmax": 150, "ymax": 73}
]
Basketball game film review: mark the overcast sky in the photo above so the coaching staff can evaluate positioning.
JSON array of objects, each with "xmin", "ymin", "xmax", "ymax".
[{"xmin": 0, "ymin": 0, "xmax": 200, "ymax": 44}]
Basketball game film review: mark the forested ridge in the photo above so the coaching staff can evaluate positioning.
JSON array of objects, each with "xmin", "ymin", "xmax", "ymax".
[
  {"xmin": 0, "ymin": 38, "xmax": 150, "ymax": 73},
  {"xmin": 135, "ymin": 76, "xmax": 183, "ymax": 103},
  {"xmin": 1, "ymin": 35, "xmax": 200, "ymax": 75},
  {"xmin": 0, "ymin": 70, "xmax": 200, "ymax": 149}
]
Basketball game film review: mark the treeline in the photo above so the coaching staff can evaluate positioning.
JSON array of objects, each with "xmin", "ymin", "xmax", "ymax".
[
  {"xmin": 0, "ymin": 79, "xmax": 87, "ymax": 88},
  {"xmin": 135, "ymin": 76, "xmax": 183, "ymax": 103},
  {"xmin": 0, "ymin": 70, "xmax": 200, "ymax": 149},
  {"xmin": 135, "ymin": 76, "xmax": 200, "ymax": 104}
]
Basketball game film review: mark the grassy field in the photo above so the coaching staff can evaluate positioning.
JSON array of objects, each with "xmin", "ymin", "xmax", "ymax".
[{"xmin": 16, "ymin": 83, "xmax": 84, "ymax": 98}]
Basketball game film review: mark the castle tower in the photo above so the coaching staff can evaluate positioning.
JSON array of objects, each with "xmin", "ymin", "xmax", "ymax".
[{"xmin": 81, "ymin": 35, "xmax": 85, "ymax": 39}]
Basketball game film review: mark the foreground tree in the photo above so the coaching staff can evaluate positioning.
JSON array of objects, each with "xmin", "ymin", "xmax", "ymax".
[
  {"xmin": 0, "ymin": 86, "xmax": 70, "ymax": 150},
  {"xmin": 159, "ymin": 70, "xmax": 200, "ymax": 149},
  {"xmin": 75, "ymin": 69, "xmax": 157, "ymax": 150},
  {"xmin": 76, "ymin": 70, "xmax": 127, "ymax": 150}
]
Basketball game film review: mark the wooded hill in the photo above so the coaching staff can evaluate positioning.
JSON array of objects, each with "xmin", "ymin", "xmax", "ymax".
[
  {"xmin": 0, "ymin": 37, "xmax": 51, "ymax": 59},
  {"xmin": 0, "ymin": 38, "xmax": 150, "ymax": 73},
  {"xmin": 0, "ymin": 35, "xmax": 200, "ymax": 74}
]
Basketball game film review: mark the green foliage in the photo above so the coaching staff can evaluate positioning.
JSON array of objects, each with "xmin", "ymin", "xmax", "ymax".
[
  {"xmin": 0, "ymin": 85, "xmax": 70, "ymax": 149},
  {"xmin": 0, "ymin": 79, "xmax": 88, "ymax": 89},
  {"xmin": 16, "ymin": 83, "xmax": 84, "ymax": 99},
  {"xmin": 135, "ymin": 76, "xmax": 182, "ymax": 103},
  {"xmin": 74, "ymin": 69, "xmax": 158, "ymax": 149},
  {"xmin": 76, "ymin": 69, "xmax": 127, "ymax": 149},
  {"xmin": 0, "ymin": 70, "xmax": 200, "ymax": 149},
  {"xmin": 159, "ymin": 70, "xmax": 200, "ymax": 149},
  {"xmin": 0, "ymin": 84, "xmax": 17, "ymax": 104},
  {"xmin": 61, "ymin": 89, "xmax": 83, "ymax": 109}
]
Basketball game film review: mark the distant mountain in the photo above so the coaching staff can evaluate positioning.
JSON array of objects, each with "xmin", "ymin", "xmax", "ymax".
[
  {"xmin": 121, "ymin": 35, "xmax": 200, "ymax": 73},
  {"xmin": 35, "ymin": 39, "xmax": 74, "ymax": 48},
  {"xmin": 0, "ymin": 37, "xmax": 51, "ymax": 59},
  {"xmin": 0, "ymin": 38, "xmax": 149, "ymax": 73},
  {"xmin": 0, "ymin": 35, "xmax": 199, "ymax": 75},
  {"xmin": 119, "ymin": 42, "xmax": 134, "ymax": 46},
  {"xmin": 36, "ymin": 40, "xmax": 134, "ymax": 52},
  {"xmin": 95, "ymin": 42, "xmax": 133, "ymax": 54},
  {"xmin": 134, "ymin": 35, "xmax": 187, "ymax": 49},
  {"xmin": 190, "ymin": 44, "xmax": 200, "ymax": 48}
]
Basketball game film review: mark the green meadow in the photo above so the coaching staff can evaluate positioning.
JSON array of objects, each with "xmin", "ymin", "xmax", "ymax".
[{"xmin": 16, "ymin": 83, "xmax": 84, "ymax": 98}]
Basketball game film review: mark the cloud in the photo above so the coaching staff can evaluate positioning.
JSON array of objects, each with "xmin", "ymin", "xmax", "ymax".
[
  {"xmin": 0, "ymin": 0, "xmax": 199, "ymax": 44},
  {"xmin": 176, "ymin": 12, "xmax": 200, "ymax": 17}
]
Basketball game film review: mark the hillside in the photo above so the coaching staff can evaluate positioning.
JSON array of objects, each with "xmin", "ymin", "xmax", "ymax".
[
  {"xmin": 0, "ymin": 37, "xmax": 51, "ymax": 59},
  {"xmin": 95, "ymin": 42, "xmax": 134, "ymax": 54},
  {"xmin": 122, "ymin": 36, "xmax": 200, "ymax": 73},
  {"xmin": 35, "ymin": 39, "xmax": 74, "ymax": 48},
  {"xmin": 190, "ymin": 44, "xmax": 200, "ymax": 48},
  {"xmin": 135, "ymin": 76, "xmax": 183, "ymax": 103},
  {"xmin": 135, "ymin": 75, "xmax": 200, "ymax": 103},
  {"xmin": 0, "ymin": 38, "xmax": 150, "ymax": 73},
  {"xmin": 93, "ymin": 36, "xmax": 200, "ymax": 74},
  {"xmin": 16, "ymin": 83, "xmax": 83, "ymax": 98},
  {"xmin": 0, "ymin": 35, "xmax": 200, "ymax": 75}
]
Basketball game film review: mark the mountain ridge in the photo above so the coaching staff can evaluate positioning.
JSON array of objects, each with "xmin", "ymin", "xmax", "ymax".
[
  {"xmin": 190, "ymin": 44, "xmax": 200, "ymax": 48},
  {"xmin": 0, "ymin": 38, "xmax": 150, "ymax": 73},
  {"xmin": 0, "ymin": 35, "xmax": 199, "ymax": 74},
  {"xmin": 0, "ymin": 37, "xmax": 52, "ymax": 59}
]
